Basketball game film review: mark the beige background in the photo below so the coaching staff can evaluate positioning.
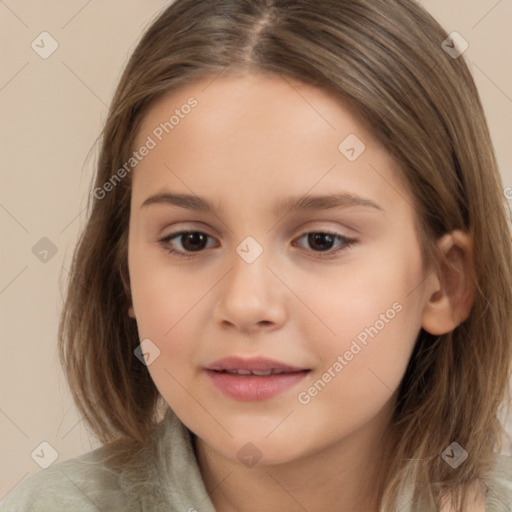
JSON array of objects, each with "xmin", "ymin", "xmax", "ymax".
[{"xmin": 1, "ymin": 0, "xmax": 511, "ymax": 502}]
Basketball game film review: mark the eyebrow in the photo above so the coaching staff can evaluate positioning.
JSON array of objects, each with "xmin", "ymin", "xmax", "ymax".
[{"xmin": 140, "ymin": 191, "xmax": 383, "ymax": 216}]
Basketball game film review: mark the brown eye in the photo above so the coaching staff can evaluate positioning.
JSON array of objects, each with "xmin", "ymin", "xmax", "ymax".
[
  {"xmin": 295, "ymin": 232, "xmax": 356, "ymax": 255},
  {"xmin": 179, "ymin": 232, "xmax": 209, "ymax": 252},
  {"xmin": 159, "ymin": 231, "xmax": 217, "ymax": 257},
  {"xmin": 306, "ymin": 233, "xmax": 336, "ymax": 252}
]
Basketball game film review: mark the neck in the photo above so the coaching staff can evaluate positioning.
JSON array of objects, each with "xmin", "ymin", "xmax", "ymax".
[{"xmin": 194, "ymin": 403, "xmax": 396, "ymax": 512}]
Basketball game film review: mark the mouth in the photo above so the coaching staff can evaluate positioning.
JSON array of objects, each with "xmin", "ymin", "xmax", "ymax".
[
  {"xmin": 204, "ymin": 356, "xmax": 311, "ymax": 401},
  {"xmin": 211, "ymin": 368, "xmax": 303, "ymax": 376},
  {"xmin": 206, "ymin": 356, "xmax": 308, "ymax": 373}
]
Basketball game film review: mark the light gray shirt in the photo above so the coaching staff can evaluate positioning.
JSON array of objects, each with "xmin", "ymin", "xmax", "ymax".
[{"xmin": 2, "ymin": 407, "xmax": 512, "ymax": 511}]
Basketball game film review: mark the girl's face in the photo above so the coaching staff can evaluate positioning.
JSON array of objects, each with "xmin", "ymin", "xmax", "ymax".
[{"xmin": 127, "ymin": 71, "xmax": 435, "ymax": 466}]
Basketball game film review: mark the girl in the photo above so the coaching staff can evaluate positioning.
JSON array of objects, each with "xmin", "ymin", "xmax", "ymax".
[{"xmin": 4, "ymin": 0, "xmax": 512, "ymax": 510}]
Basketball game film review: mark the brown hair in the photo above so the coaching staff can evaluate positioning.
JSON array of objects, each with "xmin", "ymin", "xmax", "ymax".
[{"xmin": 58, "ymin": 0, "xmax": 512, "ymax": 510}]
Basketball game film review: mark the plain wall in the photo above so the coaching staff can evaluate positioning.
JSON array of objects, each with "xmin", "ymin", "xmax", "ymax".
[{"xmin": 1, "ymin": 0, "xmax": 511, "ymax": 501}]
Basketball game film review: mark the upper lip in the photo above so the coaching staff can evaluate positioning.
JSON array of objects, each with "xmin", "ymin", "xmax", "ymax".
[{"xmin": 206, "ymin": 356, "xmax": 307, "ymax": 372}]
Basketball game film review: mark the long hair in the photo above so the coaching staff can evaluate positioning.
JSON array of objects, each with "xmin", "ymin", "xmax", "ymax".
[{"xmin": 58, "ymin": 1, "xmax": 512, "ymax": 510}]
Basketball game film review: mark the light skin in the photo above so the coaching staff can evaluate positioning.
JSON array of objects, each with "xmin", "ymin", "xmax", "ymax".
[{"xmin": 127, "ymin": 70, "xmax": 476, "ymax": 511}]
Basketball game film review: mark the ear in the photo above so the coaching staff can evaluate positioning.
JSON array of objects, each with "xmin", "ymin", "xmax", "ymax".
[
  {"xmin": 128, "ymin": 303, "xmax": 136, "ymax": 319},
  {"xmin": 421, "ymin": 230, "xmax": 474, "ymax": 335}
]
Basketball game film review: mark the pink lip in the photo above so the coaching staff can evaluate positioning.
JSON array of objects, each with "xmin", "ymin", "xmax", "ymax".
[
  {"xmin": 206, "ymin": 356, "xmax": 306, "ymax": 372},
  {"xmin": 205, "ymin": 356, "xmax": 310, "ymax": 401}
]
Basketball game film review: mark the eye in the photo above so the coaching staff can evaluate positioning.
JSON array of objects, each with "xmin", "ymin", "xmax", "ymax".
[
  {"xmin": 293, "ymin": 232, "xmax": 357, "ymax": 258},
  {"xmin": 158, "ymin": 230, "xmax": 357, "ymax": 259},
  {"xmin": 159, "ymin": 231, "xmax": 217, "ymax": 258}
]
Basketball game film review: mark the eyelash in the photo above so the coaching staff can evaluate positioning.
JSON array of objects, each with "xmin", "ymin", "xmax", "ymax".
[{"xmin": 158, "ymin": 230, "xmax": 357, "ymax": 260}]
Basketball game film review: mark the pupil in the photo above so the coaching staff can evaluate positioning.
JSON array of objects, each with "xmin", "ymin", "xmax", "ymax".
[
  {"xmin": 309, "ymin": 233, "xmax": 334, "ymax": 251},
  {"xmin": 182, "ymin": 232, "xmax": 206, "ymax": 252}
]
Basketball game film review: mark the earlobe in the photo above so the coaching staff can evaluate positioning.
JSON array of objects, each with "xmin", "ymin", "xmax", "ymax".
[
  {"xmin": 421, "ymin": 230, "xmax": 474, "ymax": 336},
  {"xmin": 128, "ymin": 305, "xmax": 136, "ymax": 318}
]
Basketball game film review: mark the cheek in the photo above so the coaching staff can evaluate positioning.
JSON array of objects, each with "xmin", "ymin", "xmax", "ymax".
[
  {"xmin": 130, "ymin": 257, "xmax": 205, "ymax": 338},
  {"xmin": 294, "ymin": 289, "xmax": 420, "ymax": 438},
  {"xmin": 294, "ymin": 254, "xmax": 425, "ymax": 423},
  {"xmin": 295, "ymin": 242, "xmax": 424, "ymax": 410},
  {"xmin": 129, "ymin": 260, "xmax": 222, "ymax": 384},
  {"xmin": 293, "ymin": 249, "xmax": 423, "ymax": 357},
  {"xmin": 297, "ymin": 312, "xmax": 417, "ymax": 426},
  {"xmin": 131, "ymin": 269, "xmax": 206, "ymax": 412}
]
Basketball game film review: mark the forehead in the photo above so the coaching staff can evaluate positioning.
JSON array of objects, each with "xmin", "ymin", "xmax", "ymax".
[
  {"xmin": 134, "ymin": 70, "xmax": 371, "ymax": 149},
  {"xmin": 130, "ymin": 71, "xmax": 411, "ymax": 217}
]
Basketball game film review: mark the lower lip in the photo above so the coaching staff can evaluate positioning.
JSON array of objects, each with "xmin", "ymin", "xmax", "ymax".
[{"xmin": 205, "ymin": 370, "xmax": 309, "ymax": 401}]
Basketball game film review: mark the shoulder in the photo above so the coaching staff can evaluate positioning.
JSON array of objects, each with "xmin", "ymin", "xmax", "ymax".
[
  {"xmin": 1, "ymin": 445, "xmax": 136, "ymax": 512},
  {"xmin": 486, "ymin": 452, "xmax": 512, "ymax": 510}
]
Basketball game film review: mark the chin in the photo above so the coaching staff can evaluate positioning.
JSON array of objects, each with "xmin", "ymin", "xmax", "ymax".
[{"xmin": 223, "ymin": 436, "xmax": 308, "ymax": 468}]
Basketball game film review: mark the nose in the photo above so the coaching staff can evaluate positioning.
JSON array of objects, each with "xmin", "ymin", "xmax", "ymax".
[{"xmin": 213, "ymin": 244, "xmax": 288, "ymax": 334}]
